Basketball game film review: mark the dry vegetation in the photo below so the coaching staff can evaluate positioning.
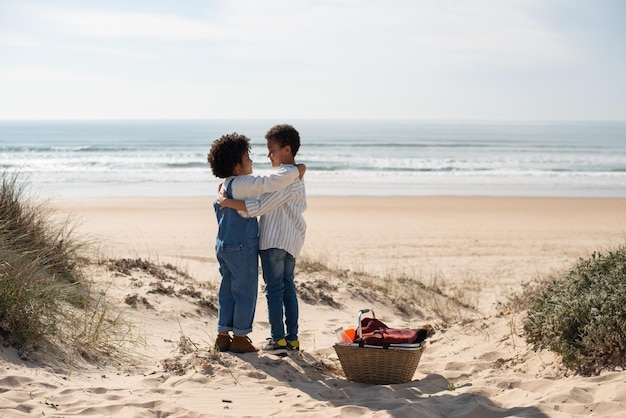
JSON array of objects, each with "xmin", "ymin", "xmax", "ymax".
[{"xmin": 296, "ymin": 254, "xmax": 481, "ymax": 328}]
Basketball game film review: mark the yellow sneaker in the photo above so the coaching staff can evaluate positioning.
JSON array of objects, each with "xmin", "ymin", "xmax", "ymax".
[
  {"xmin": 287, "ymin": 339, "xmax": 300, "ymax": 351},
  {"xmin": 261, "ymin": 338, "xmax": 288, "ymax": 356}
]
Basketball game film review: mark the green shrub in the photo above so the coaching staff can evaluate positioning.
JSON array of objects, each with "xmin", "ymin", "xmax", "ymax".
[{"xmin": 524, "ymin": 246, "xmax": 626, "ymax": 374}]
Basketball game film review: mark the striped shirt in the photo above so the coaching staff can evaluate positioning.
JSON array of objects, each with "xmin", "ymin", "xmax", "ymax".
[
  {"xmin": 244, "ymin": 178, "xmax": 307, "ymax": 258},
  {"xmin": 225, "ymin": 164, "xmax": 299, "ymax": 218}
]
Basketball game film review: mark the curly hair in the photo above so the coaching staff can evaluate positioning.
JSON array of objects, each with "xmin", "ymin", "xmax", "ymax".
[
  {"xmin": 265, "ymin": 124, "xmax": 300, "ymax": 156},
  {"xmin": 207, "ymin": 132, "xmax": 251, "ymax": 178}
]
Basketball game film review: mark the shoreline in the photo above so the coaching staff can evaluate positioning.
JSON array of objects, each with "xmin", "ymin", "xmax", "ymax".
[{"xmin": 38, "ymin": 185, "xmax": 626, "ymax": 200}]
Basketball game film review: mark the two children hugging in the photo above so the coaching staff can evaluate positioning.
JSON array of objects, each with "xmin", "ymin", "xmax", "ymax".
[{"xmin": 206, "ymin": 124, "xmax": 307, "ymax": 355}]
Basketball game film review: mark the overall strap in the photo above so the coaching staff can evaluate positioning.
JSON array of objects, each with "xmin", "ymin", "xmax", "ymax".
[{"xmin": 225, "ymin": 178, "xmax": 234, "ymax": 199}]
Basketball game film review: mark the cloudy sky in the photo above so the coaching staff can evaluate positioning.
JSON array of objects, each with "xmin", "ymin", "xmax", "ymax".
[{"xmin": 1, "ymin": 0, "xmax": 625, "ymax": 120}]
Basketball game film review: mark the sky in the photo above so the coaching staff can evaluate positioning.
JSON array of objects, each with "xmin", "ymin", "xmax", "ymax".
[{"xmin": 1, "ymin": 0, "xmax": 625, "ymax": 121}]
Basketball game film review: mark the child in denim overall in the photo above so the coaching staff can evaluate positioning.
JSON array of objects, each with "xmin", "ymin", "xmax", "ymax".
[
  {"xmin": 207, "ymin": 132, "xmax": 304, "ymax": 353},
  {"xmin": 217, "ymin": 124, "xmax": 306, "ymax": 356}
]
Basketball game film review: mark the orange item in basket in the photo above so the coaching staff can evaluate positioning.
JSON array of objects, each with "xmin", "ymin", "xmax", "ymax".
[{"xmin": 344, "ymin": 328, "xmax": 355, "ymax": 342}]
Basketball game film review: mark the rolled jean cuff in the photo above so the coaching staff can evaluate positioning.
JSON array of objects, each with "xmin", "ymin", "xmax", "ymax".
[{"xmin": 232, "ymin": 327, "xmax": 252, "ymax": 336}]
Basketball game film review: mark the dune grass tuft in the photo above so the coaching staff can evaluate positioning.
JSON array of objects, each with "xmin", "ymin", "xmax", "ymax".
[
  {"xmin": 0, "ymin": 171, "xmax": 137, "ymax": 362},
  {"xmin": 0, "ymin": 172, "xmax": 90, "ymax": 348}
]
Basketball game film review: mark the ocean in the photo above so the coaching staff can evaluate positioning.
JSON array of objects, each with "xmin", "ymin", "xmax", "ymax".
[{"xmin": 1, "ymin": 119, "xmax": 625, "ymax": 199}]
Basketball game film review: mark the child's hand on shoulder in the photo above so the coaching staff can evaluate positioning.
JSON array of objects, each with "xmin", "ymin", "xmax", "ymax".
[
  {"xmin": 296, "ymin": 163, "xmax": 306, "ymax": 179},
  {"xmin": 217, "ymin": 185, "xmax": 228, "ymax": 209}
]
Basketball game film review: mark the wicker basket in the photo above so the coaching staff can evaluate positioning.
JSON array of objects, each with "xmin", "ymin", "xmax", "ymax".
[
  {"xmin": 334, "ymin": 343, "xmax": 424, "ymax": 384},
  {"xmin": 334, "ymin": 308, "xmax": 425, "ymax": 384}
]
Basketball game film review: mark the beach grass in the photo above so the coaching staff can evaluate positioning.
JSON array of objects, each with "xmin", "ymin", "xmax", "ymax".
[
  {"xmin": 0, "ymin": 172, "xmax": 134, "ymax": 362},
  {"xmin": 0, "ymin": 172, "xmax": 87, "ymax": 347}
]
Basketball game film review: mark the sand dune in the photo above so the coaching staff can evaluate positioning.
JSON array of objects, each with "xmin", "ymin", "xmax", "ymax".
[{"xmin": 1, "ymin": 196, "xmax": 625, "ymax": 417}]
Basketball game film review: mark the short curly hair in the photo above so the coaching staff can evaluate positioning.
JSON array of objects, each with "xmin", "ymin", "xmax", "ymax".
[
  {"xmin": 265, "ymin": 124, "xmax": 300, "ymax": 156},
  {"xmin": 207, "ymin": 132, "xmax": 251, "ymax": 178}
]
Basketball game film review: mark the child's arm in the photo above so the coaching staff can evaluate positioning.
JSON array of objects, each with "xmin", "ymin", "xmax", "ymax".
[
  {"xmin": 241, "ymin": 164, "xmax": 304, "ymax": 197},
  {"xmin": 220, "ymin": 180, "xmax": 302, "ymax": 216},
  {"xmin": 220, "ymin": 164, "xmax": 306, "ymax": 211},
  {"xmin": 218, "ymin": 180, "xmax": 295, "ymax": 212},
  {"xmin": 218, "ymin": 187, "xmax": 248, "ymax": 211},
  {"xmin": 244, "ymin": 184, "xmax": 298, "ymax": 217}
]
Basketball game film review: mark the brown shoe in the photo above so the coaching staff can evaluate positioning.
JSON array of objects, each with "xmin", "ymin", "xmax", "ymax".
[
  {"xmin": 229, "ymin": 335, "xmax": 258, "ymax": 353},
  {"xmin": 215, "ymin": 333, "xmax": 231, "ymax": 352}
]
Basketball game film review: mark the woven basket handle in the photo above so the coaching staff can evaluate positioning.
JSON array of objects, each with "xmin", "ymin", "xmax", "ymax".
[{"xmin": 357, "ymin": 308, "xmax": 376, "ymax": 341}]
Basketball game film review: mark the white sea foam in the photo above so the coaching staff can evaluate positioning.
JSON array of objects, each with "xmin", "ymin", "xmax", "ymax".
[{"xmin": 1, "ymin": 120, "xmax": 625, "ymax": 198}]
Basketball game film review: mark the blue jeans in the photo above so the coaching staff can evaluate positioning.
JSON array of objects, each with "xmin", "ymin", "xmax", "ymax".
[{"xmin": 260, "ymin": 248, "xmax": 298, "ymax": 342}]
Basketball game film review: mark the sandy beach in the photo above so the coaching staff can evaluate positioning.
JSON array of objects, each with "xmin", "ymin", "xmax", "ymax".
[{"xmin": 2, "ymin": 196, "xmax": 626, "ymax": 417}]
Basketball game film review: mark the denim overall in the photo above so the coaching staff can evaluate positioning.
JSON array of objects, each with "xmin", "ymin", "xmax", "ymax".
[{"xmin": 214, "ymin": 179, "xmax": 259, "ymax": 336}]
